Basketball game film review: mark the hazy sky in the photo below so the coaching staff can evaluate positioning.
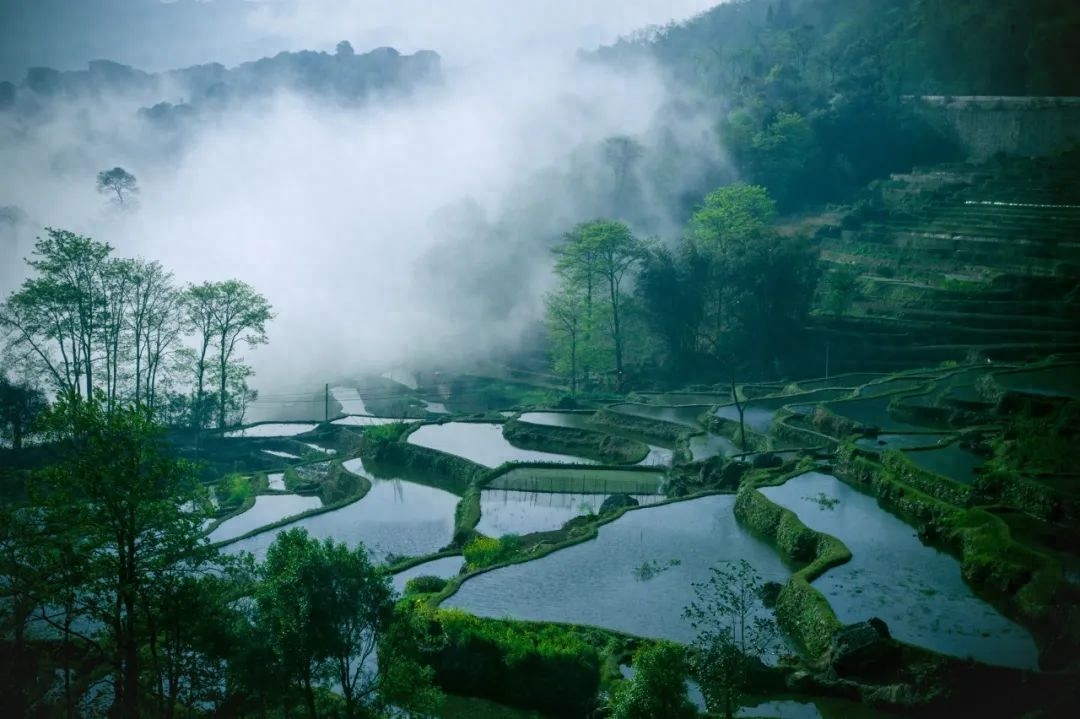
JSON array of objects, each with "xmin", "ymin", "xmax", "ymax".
[
  {"xmin": 0, "ymin": 0, "xmax": 719, "ymax": 79},
  {"xmin": 1, "ymin": 1, "xmax": 726, "ymax": 394}
]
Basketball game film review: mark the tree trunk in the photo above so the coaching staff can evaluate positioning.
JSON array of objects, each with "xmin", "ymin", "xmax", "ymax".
[
  {"xmin": 218, "ymin": 354, "xmax": 227, "ymax": 430},
  {"xmin": 730, "ymin": 374, "xmax": 746, "ymax": 451}
]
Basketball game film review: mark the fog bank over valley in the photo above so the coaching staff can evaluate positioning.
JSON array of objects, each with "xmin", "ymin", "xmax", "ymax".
[{"xmin": 0, "ymin": 0, "xmax": 728, "ymax": 395}]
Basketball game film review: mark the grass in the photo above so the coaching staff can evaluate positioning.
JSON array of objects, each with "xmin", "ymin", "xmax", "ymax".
[
  {"xmin": 487, "ymin": 467, "xmax": 664, "ymax": 495},
  {"xmin": 436, "ymin": 695, "xmax": 550, "ymax": 719}
]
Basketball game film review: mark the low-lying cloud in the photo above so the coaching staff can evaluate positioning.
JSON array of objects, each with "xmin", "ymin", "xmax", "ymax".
[{"xmin": 0, "ymin": 0, "xmax": 728, "ymax": 395}]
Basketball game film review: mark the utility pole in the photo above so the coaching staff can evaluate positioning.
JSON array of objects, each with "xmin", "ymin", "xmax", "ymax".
[{"xmin": 324, "ymin": 383, "xmax": 329, "ymax": 423}]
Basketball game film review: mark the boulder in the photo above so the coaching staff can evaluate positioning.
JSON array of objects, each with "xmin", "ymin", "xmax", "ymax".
[
  {"xmin": 752, "ymin": 452, "xmax": 783, "ymax": 469},
  {"xmin": 827, "ymin": 618, "xmax": 898, "ymax": 677},
  {"xmin": 599, "ymin": 493, "xmax": 639, "ymax": 515}
]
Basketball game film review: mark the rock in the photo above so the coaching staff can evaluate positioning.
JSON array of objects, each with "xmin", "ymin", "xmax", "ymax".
[
  {"xmin": 827, "ymin": 618, "xmax": 898, "ymax": 677},
  {"xmin": 759, "ymin": 580, "xmax": 783, "ymax": 608},
  {"xmin": 752, "ymin": 452, "xmax": 783, "ymax": 469},
  {"xmin": 599, "ymin": 493, "xmax": 639, "ymax": 515},
  {"xmin": 554, "ymin": 395, "xmax": 580, "ymax": 410}
]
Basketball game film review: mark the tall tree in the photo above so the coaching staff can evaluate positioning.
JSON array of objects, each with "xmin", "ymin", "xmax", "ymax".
[
  {"xmin": 249, "ymin": 528, "xmax": 434, "ymax": 719},
  {"xmin": 0, "ymin": 374, "xmax": 48, "ymax": 450},
  {"xmin": 544, "ymin": 287, "xmax": 587, "ymax": 395},
  {"xmin": 126, "ymin": 259, "xmax": 182, "ymax": 412},
  {"xmin": 1, "ymin": 230, "xmax": 112, "ymax": 397},
  {"xmin": 556, "ymin": 220, "xmax": 643, "ymax": 390},
  {"xmin": 207, "ymin": 280, "xmax": 272, "ymax": 430},
  {"xmin": 96, "ymin": 167, "xmax": 139, "ymax": 208},
  {"xmin": 29, "ymin": 393, "xmax": 215, "ymax": 719}
]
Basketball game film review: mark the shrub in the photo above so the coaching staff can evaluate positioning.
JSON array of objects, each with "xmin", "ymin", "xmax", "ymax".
[
  {"xmin": 215, "ymin": 473, "xmax": 253, "ymax": 510},
  {"xmin": 403, "ymin": 575, "xmax": 449, "ymax": 595},
  {"xmin": 463, "ymin": 534, "xmax": 521, "ymax": 569}
]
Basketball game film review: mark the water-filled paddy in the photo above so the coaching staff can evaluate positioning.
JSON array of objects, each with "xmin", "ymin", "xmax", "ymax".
[
  {"xmin": 608, "ymin": 402, "xmax": 710, "ymax": 427},
  {"xmin": 262, "ymin": 449, "xmax": 301, "ymax": 459},
  {"xmin": 995, "ymin": 365, "xmax": 1080, "ymax": 399},
  {"xmin": 795, "ymin": 373, "xmax": 885, "ymax": 391},
  {"xmin": 714, "ymin": 404, "xmax": 777, "ymax": 433},
  {"xmin": 443, "ymin": 495, "xmax": 789, "ymax": 644},
  {"xmin": 224, "ymin": 422, "xmax": 318, "ymax": 438},
  {"xmin": 407, "ymin": 422, "xmax": 597, "ymax": 468},
  {"xmin": 488, "ymin": 466, "xmax": 663, "ymax": 494},
  {"xmin": 208, "ymin": 494, "xmax": 322, "ymax": 543},
  {"xmin": 391, "ymin": 556, "xmax": 465, "ymax": 593},
  {"xmin": 759, "ymin": 472, "xmax": 1038, "ymax": 669},
  {"xmin": 517, "ymin": 412, "xmax": 673, "ymax": 467},
  {"xmin": 853, "ymin": 434, "xmax": 953, "ymax": 452},
  {"xmin": 903, "ymin": 443, "xmax": 985, "ymax": 485},
  {"xmin": 266, "ymin": 472, "xmax": 285, "ymax": 490},
  {"xmin": 330, "ymin": 386, "xmax": 368, "ymax": 415},
  {"xmin": 223, "ymin": 461, "xmax": 458, "ymax": 563},
  {"xmin": 825, "ymin": 396, "xmax": 936, "ymax": 431},
  {"xmin": 331, "ymin": 416, "xmax": 417, "ymax": 427},
  {"xmin": 477, "ymin": 489, "xmax": 663, "ymax": 536},
  {"xmin": 421, "ymin": 400, "xmax": 449, "ymax": 414},
  {"xmin": 518, "ymin": 411, "xmax": 594, "ymax": 429}
]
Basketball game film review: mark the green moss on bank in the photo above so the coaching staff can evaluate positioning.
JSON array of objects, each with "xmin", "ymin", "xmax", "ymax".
[
  {"xmin": 734, "ymin": 485, "xmax": 849, "ymax": 656},
  {"xmin": 502, "ymin": 418, "xmax": 649, "ymax": 465}
]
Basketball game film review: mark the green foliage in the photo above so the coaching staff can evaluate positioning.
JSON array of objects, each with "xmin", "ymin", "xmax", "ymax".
[
  {"xmin": 247, "ymin": 527, "xmax": 437, "ymax": 718},
  {"xmin": 463, "ymin": 534, "xmax": 521, "ymax": 570},
  {"xmin": 96, "ymin": 166, "xmax": 138, "ymax": 207},
  {"xmin": 549, "ymin": 220, "xmax": 645, "ymax": 391},
  {"xmin": 821, "ymin": 266, "xmax": 861, "ymax": 318},
  {"xmin": 689, "ymin": 183, "xmax": 777, "ymax": 250},
  {"xmin": 20, "ymin": 393, "xmax": 216, "ymax": 718},
  {"xmin": 419, "ymin": 608, "xmax": 602, "ymax": 715},
  {"xmin": 182, "ymin": 279, "xmax": 274, "ymax": 430},
  {"xmin": 685, "ymin": 559, "xmax": 781, "ymax": 719},
  {"xmin": 0, "ymin": 375, "xmax": 48, "ymax": 450},
  {"xmin": 403, "ymin": 575, "xmax": 449, "ymax": 595},
  {"xmin": 633, "ymin": 558, "xmax": 682, "ymax": 581},
  {"xmin": 501, "ymin": 418, "xmax": 649, "ymax": 465},
  {"xmin": 215, "ymin": 472, "xmax": 254, "ymax": 510},
  {"xmin": 609, "ymin": 642, "xmax": 697, "ymax": 719},
  {"xmin": 363, "ymin": 420, "xmax": 410, "ymax": 443}
]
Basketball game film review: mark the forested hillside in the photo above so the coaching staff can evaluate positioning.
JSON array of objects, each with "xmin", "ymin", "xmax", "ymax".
[{"xmin": 595, "ymin": 0, "xmax": 1078, "ymax": 214}]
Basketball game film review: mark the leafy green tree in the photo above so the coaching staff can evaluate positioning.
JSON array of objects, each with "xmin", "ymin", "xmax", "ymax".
[
  {"xmin": 126, "ymin": 259, "xmax": 183, "ymax": 414},
  {"xmin": 0, "ymin": 374, "xmax": 48, "ymax": 449},
  {"xmin": 684, "ymin": 184, "xmax": 819, "ymax": 375},
  {"xmin": 634, "ymin": 245, "xmax": 703, "ymax": 375},
  {"xmin": 684, "ymin": 559, "xmax": 780, "ymax": 719},
  {"xmin": 183, "ymin": 280, "xmax": 273, "ymax": 429},
  {"xmin": 554, "ymin": 220, "xmax": 644, "ymax": 389},
  {"xmin": 28, "ymin": 393, "xmax": 215, "ymax": 719},
  {"xmin": 544, "ymin": 287, "xmax": 587, "ymax": 394},
  {"xmin": 688, "ymin": 183, "xmax": 776, "ymax": 251},
  {"xmin": 250, "ymin": 528, "xmax": 436, "ymax": 719},
  {"xmin": 96, "ymin": 167, "xmax": 139, "ymax": 208},
  {"xmin": 822, "ymin": 266, "xmax": 861, "ymax": 318},
  {"xmin": 747, "ymin": 112, "xmax": 821, "ymax": 210},
  {"xmin": 609, "ymin": 642, "xmax": 697, "ymax": 719},
  {"xmin": 0, "ymin": 229, "xmax": 112, "ymax": 397}
]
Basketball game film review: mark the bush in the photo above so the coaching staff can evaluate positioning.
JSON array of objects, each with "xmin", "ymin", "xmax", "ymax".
[
  {"xmin": 463, "ymin": 534, "xmax": 520, "ymax": 569},
  {"xmin": 363, "ymin": 422, "xmax": 409, "ymax": 443},
  {"xmin": 423, "ymin": 608, "xmax": 602, "ymax": 715},
  {"xmin": 215, "ymin": 473, "xmax": 253, "ymax": 510},
  {"xmin": 403, "ymin": 575, "xmax": 449, "ymax": 595}
]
